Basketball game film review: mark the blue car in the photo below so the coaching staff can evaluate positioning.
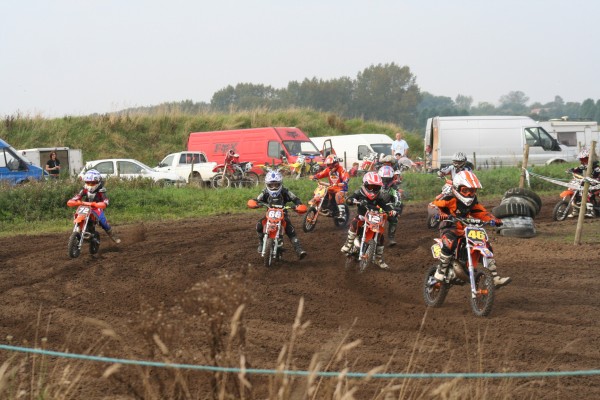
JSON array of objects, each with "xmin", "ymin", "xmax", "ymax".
[{"xmin": 0, "ymin": 138, "xmax": 46, "ymax": 184}]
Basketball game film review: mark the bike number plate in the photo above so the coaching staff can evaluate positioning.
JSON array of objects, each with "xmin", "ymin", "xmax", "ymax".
[
  {"xmin": 465, "ymin": 227, "xmax": 487, "ymax": 244},
  {"xmin": 431, "ymin": 243, "xmax": 442, "ymax": 259},
  {"xmin": 268, "ymin": 210, "xmax": 283, "ymax": 219},
  {"xmin": 76, "ymin": 205, "xmax": 91, "ymax": 214},
  {"xmin": 367, "ymin": 214, "xmax": 381, "ymax": 223}
]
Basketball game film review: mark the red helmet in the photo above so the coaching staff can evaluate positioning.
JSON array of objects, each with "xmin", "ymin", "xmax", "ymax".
[
  {"xmin": 325, "ymin": 155, "xmax": 339, "ymax": 169},
  {"xmin": 361, "ymin": 172, "xmax": 383, "ymax": 200}
]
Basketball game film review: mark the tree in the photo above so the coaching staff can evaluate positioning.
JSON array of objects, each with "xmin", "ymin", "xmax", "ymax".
[
  {"xmin": 498, "ymin": 91, "xmax": 529, "ymax": 115},
  {"xmin": 580, "ymin": 98, "xmax": 596, "ymax": 119},
  {"xmin": 455, "ymin": 94, "xmax": 473, "ymax": 111}
]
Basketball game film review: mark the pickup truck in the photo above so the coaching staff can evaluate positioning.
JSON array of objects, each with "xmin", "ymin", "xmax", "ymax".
[{"xmin": 155, "ymin": 151, "xmax": 217, "ymax": 184}]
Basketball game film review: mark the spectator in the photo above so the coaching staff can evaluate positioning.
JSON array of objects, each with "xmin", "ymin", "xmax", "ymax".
[
  {"xmin": 391, "ymin": 132, "xmax": 409, "ymax": 158},
  {"xmin": 349, "ymin": 162, "xmax": 359, "ymax": 177},
  {"xmin": 46, "ymin": 152, "xmax": 61, "ymax": 178}
]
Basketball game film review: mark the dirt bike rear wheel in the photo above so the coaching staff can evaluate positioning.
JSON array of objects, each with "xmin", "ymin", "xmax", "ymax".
[
  {"xmin": 211, "ymin": 174, "xmax": 230, "ymax": 189},
  {"xmin": 470, "ymin": 268, "xmax": 495, "ymax": 317},
  {"xmin": 89, "ymin": 232, "xmax": 100, "ymax": 255},
  {"xmin": 244, "ymin": 172, "xmax": 260, "ymax": 187},
  {"xmin": 359, "ymin": 240, "xmax": 376, "ymax": 273},
  {"xmin": 302, "ymin": 207, "xmax": 318, "ymax": 232},
  {"xmin": 68, "ymin": 232, "xmax": 82, "ymax": 259},
  {"xmin": 423, "ymin": 264, "xmax": 449, "ymax": 307},
  {"xmin": 333, "ymin": 204, "xmax": 350, "ymax": 228},
  {"xmin": 263, "ymin": 237, "xmax": 276, "ymax": 268},
  {"xmin": 552, "ymin": 199, "xmax": 571, "ymax": 221}
]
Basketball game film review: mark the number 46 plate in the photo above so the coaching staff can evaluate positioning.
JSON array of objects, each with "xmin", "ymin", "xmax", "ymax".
[{"xmin": 431, "ymin": 243, "xmax": 442, "ymax": 259}]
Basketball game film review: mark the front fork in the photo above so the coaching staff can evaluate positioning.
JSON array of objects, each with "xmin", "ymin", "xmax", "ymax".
[
  {"xmin": 466, "ymin": 246, "xmax": 487, "ymax": 298},
  {"xmin": 73, "ymin": 215, "xmax": 91, "ymax": 250},
  {"xmin": 261, "ymin": 223, "xmax": 282, "ymax": 258}
]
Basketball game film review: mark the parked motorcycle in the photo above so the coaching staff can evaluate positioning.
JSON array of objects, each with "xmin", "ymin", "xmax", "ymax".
[
  {"xmin": 344, "ymin": 203, "xmax": 389, "ymax": 273},
  {"xmin": 290, "ymin": 154, "xmax": 320, "ymax": 179},
  {"xmin": 249, "ymin": 202, "xmax": 305, "ymax": 268},
  {"xmin": 423, "ymin": 216, "xmax": 497, "ymax": 317},
  {"xmin": 359, "ymin": 152, "xmax": 379, "ymax": 174},
  {"xmin": 211, "ymin": 156, "xmax": 260, "ymax": 189},
  {"xmin": 553, "ymin": 173, "xmax": 600, "ymax": 220},
  {"xmin": 302, "ymin": 181, "xmax": 350, "ymax": 232},
  {"xmin": 66, "ymin": 201, "xmax": 102, "ymax": 258}
]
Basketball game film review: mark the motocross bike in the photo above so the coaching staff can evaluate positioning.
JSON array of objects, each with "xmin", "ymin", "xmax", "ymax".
[
  {"xmin": 423, "ymin": 216, "xmax": 497, "ymax": 317},
  {"xmin": 358, "ymin": 152, "xmax": 379, "ymax": 175},
  {"xmin": 344, "ymin": 203, "xmax": 390, "ymax": 273},
  {"xmin": 553, "ymin": 173, "xmax": 600, "ymax": 221},
  {"xmin": 211, "ymin": 158, "xmax": 260, "ymax": 189},
  {"xmin": 67, "ymin": 201, "xmax": 102, "ymax": 259},
  {"xmin": 250, "ymin": 202, "xmax": 305, "ymax": 268},
  {"xmin": 302, "ymin": 181, "xmax": 350, "ymax": 232},
  {"xmin": 290, "ymin": 154, "xmax": 320, "ymax": 180}
]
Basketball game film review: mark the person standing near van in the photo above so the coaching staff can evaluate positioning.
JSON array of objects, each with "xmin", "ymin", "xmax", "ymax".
[
  {"xmin": 46, "ymin": 152, "xmax": 61, "ymax": 178},
  {"xmin": 391, "ymin": 132, "xmax": 409, "ymax": 158}
]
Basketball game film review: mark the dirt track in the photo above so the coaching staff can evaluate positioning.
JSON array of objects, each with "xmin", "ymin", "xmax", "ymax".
[{"xmin": 1, "ymin": 196, "xmax": 599, "ymax": 398}]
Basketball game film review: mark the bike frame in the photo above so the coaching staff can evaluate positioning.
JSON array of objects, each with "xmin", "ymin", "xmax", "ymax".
[
  {"xmin": 261, "ymin": 205, "xmax": 286, "ymax": 257},
  {"xmin": 72, "ymin": 205, "xmax": 96, "ymax": 249},
  {"xmin": 357, "ymin": 210, "xmax": 387, "ymax": 259}
]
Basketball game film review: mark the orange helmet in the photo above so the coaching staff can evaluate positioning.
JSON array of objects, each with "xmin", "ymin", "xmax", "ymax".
[{"xmin": 325, "ymin": 155, "xmax": 339, "ymax": 169}]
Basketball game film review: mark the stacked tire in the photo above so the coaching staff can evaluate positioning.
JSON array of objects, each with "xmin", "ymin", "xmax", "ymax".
[{"xmin": 491, "ymin": 188, "xmax": 541, "ymax": 238}]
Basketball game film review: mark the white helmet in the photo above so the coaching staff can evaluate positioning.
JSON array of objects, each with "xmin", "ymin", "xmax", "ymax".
[
  {"xmin": 578, "ymin": 148, "xmax": 590, "ymax": 161},
  {"xmin": 452, "ymin": 152, "xmax": 467, "ymax": 169},
  {"xmin": 452, "ymin": 170, "xmax": 482, "ymax": 206},
  {"xmin": 264, "ymin": 170, "xmax": 283, "ymax": 197},
  {"xmin": 377, "ymin": 165, "xmax": 395, "ymax": 187},
  {"xmin": 83, "ymin": 169, "xmax": 102, "ymax": 193}
]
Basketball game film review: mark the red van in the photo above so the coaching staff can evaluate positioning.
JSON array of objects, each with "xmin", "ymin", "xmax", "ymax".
[{"xmin": 187, "ymin": 127, "xmax": 322, "ymax": 173}]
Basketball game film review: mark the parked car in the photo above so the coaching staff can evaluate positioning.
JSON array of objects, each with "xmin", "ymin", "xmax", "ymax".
[
  {"xmin": 78, "ymin": 159, "xmax": 185, "ymax": 185},
  {"xmin": 155, "ymin": 151, "xmax": 217, "ymax": 184},
  {"xmin": 1, "ymin": 138, "xmax": 46, "ymax": 184}
]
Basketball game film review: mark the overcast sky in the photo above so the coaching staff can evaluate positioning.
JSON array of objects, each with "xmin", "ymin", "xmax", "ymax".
[{"xmin": 1, "ymin": 0, "xmax": 598, "ymax": 117}]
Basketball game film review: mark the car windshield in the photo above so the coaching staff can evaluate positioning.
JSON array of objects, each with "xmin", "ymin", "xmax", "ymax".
[
  {"xmin": 283, "ymin": 140, "xmax": 320, "ymax": 156},
  {"xmin": 371, "ymin": 143, "xmax": 392, "ymax": 156}
]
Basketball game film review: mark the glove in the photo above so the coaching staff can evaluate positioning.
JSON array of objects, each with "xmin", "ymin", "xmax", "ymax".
[
  {"xmin": 437, "ymin": 212, "xmax": 449, "ymax": 221},
  {"xmin": 493, "ymin": 218, "xmax": 503, "ymax": 227},
  {"xmin": 247, "ymin": 199, "xmax": 259, "ymax": 209},
  {"xmin": 309, "ymin": 175, "xmax": 317, "ymax": 181},
  {"xmin": 437, "ymin": 171, "xmax": 444, "ymax": 178},
  {"xmin": 295, "ymin": 204, "xmax": 307, "ymax": 214},
  {"xmin": 389, "ymin": 210, "xmax": 397, "ymax": 217}
]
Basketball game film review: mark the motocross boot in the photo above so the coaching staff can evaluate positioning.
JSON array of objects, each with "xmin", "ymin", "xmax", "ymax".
[
  {"xmin": 488, "ymin": 259, "xmax": 512, "ymax": 288},
  {"xmin": 388, "ymin": 223, "xmax": 398, "ymax": 247},
  {"xmin": 341, "ymin": 231, "xmax": 357, "ymax": 254},
  {"xmin": 290, "ymin": 236, "xmax": 307, "ymax": 260},
  {"xmin": 336, "ymin": 204, "xmax": 347, "ymax": 221},
  {"xmin": 106, "ymin": 228, "xmax": 121, "ymax": 244},
  {"xmin": 373, "ymin": 246, "xmax": 389, "ymax": 270},
  {"xmin": 257, "ymin": 233, "xmax": 264, "ymax": 254},
  {"xmin": 434, "ymin": 251, "xmax": 453, "ymax": 281},
  {"xmin": 568, "ymin": 202, "xmax": 581, "ymax": 218}
]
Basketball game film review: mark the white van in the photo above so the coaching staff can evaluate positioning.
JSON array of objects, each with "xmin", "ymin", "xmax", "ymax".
[
  {"xmin": 539, "ymin": 119, "xmax": 599, "ymax": 150},
  {"xmin": 19, "ymin": 147, "xmax": 83, "ymax": 177},
  {"xmin": 310, "ymin": 134, "xmax": 393, "ymax": 168},
  {"xmin": 424, "ymin": 116, "xmax": 577, "ymax": 169}
]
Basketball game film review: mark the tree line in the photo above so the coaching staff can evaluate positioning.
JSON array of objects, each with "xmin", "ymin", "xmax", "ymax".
[{"xmin": 121, "ymin": 63, "xmax": 600, "ymax": 133}]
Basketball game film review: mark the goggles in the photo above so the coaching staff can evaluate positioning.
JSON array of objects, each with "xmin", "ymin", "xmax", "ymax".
[{"xmin": 459, "ymin": 187, "xmax": 476, "ymax": 196}]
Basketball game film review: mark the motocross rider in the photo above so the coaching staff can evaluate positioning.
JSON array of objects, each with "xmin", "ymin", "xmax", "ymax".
[
  {"xmin": 568, "ymin": 148, "xmax": 600, "ymax": 217},
  {"xmin": 435, "ymin": 152, "xmax": 474, "ymax": 198},
  {"xmin": 341, "ymin": 172, "xmax": 396, "ymax": 269},
  {"xmin": 249, "ymin": 170, "xmax": 308, "ymax": 259},
  {"xmin": 67, "ymin": 169, "xmax": 121, "ymax": 243},
  {"xmin": 430, "ymin": 170, "xmax": 511, "ymax": 288},
  {"xmin": 377, "ymin": 165, "xmax": 402, "ymax": 246},
  {"xmin": 311, "ymin": 155, "xmax": 349, "ymax": 221},
  {"xmin": 374, "ymin": 154, "xmax": 398, "ymax": 172}
]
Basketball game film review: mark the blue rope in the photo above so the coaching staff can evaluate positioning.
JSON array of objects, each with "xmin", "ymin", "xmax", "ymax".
[{"xmin": 1, "ymin": 344, "xmax": 599, "ymax": 379}]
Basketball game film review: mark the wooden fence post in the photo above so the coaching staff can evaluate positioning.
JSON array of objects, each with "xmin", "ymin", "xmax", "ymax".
[{"xmin": 519, "ymin": 144, "xmax": 530, "ymax": 188}]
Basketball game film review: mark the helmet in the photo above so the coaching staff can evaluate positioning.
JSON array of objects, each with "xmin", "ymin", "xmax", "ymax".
[
  {"xmin": 452, "ymin": 152, "xmax": 467, "ymax": 169},
  {"xmin": 264, "ymin": 170, "xmax": 283, "ymax": 197},
  {"xmin": 381, "ymin": 155, "xmax": 395, "ymax": 165},
  {"xmin": 325, "ymin": 155, "xmax": 339, "ymax": 169},
  {"xmin": 361, "ymin": 172, "xmax": 383, "ymax": 201},
  {"xmin": 377, "ymin": 165, "xmax": 395, "ymax": 187},
  {"xmin": 578, "ymin": 148, "xmax": 590, "ymax": 164},
  {"xmin": 83, "ymin": 169, "xmax": 102, "ymax": 193},
  {"xmin": 452, "ymin": 170, "xmax": 482, "ymax": 206}
]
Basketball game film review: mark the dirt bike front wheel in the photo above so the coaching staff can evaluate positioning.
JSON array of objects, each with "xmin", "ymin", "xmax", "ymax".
[
  {"xmin": 552, "ymin": 199, "xmax": 571, "ymax": 221},
  {"xmin": 263, "ymin": 237, "xmax": 276, "ymax": 268},
  {"xmin": 211, "ymin": 174, "xmax": 230, "ymax": 189},
  {"xmin": 423, "ymin": 264, "xmax": 449, "ymax": 307},
  {"xmin": 427, "ymin": 215, "xmax": 440, "ymax": 230},
  {"xmin": 359, "ymin": 240, "xmax": 376, "ymax": 273},
  {"xmin": 68, "ymin": 232, "xmax": 82, "ymax": 259},
  {"xmin": 302, "ymin": 207, "xmax": 319, "ymax": 232},
  {"xmin": 470, "ymin": 268, "xmax": 495, "ymax": 317}
]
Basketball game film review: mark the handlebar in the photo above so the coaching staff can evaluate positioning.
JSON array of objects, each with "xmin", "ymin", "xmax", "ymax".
[{"xmin": 436, "ymin": 215, "xmax": 498, "ymax": 227}]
